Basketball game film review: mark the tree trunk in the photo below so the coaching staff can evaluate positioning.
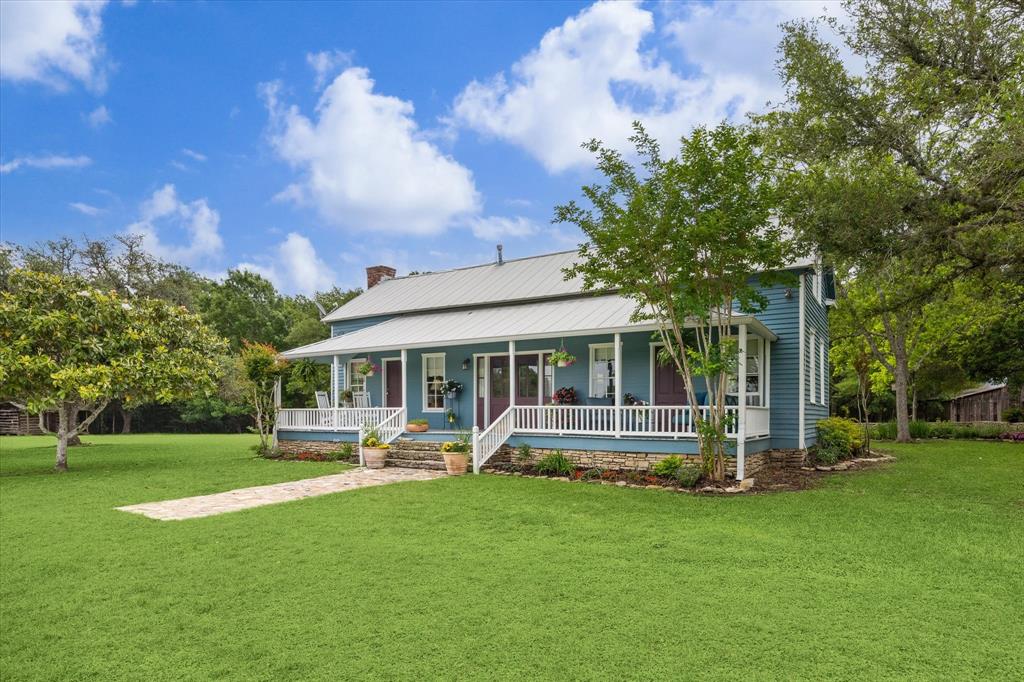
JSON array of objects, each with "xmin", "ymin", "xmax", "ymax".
[
  {"xmin": 120, "ymin": 404, "xmax": 132, "ymax": 434},
  {"xmin": 66, "ymin": 406, "xmax": 83, "ymax": 446},
  {"xmin": 55, "ymin": 402, "xmax": 72, "ymax": 472},
  {"xmin": 911, "ymin": 386, "xmax": 918, "ymax": 422},
  {"xmin": 893, "ymin": 360, "xmax": 912, "ymax": 442}
]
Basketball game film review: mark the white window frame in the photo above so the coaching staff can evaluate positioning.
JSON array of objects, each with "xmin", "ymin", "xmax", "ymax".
[
  {"xmin": 588, "ymin": 343, "xmax": 616, "ymax": 399},
  {"xmin": 808, "ymin": 328, "xmax": 817, "ymax": 404},
  {"xmin": 819, "ymin": 339, "xmax": 827, "ymax": 407},
  {"xmin": 812, "ymin": 264, "xmax": 823, "ymax": 303},
  {"xmin": 347, "ymin": 357, "xmax": 367, "ymax": 395},
  {"xmin": 726, "ymin": 336, "xmax": 765, "ymax": 406},
  {"xmin": 422, "ymin": 353, "xmax": 446, "ymax": 412}
]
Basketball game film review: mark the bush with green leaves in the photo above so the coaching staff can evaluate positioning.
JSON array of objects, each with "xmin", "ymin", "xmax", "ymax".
[
  {"xmin": 332, "ymin": 442, "xmax": 355, "ymax": 462},
  {"xmin": 816, "ymin": 417, "xmax": 863, "ymax": 464},
  {"xmin": 535, "ymin": 450, "xmax": 574, "ymax": 476},
  {"xmin": 1002, "ymin": 407, "xmax": 1024, "ymax": 423},
  {"xmin": 580, "ymin": 467, "xmax": 604, "ymax": 481},
  {"xmin": 675, "ymin": 465, "xmax": 702, "ymax": 488},
  {"xmin": 514, "ymin": 443, "xmax": 532, "ymax": 466},
  {"xmin": 652, "ymin": 455, "xmax": 685, "ymax": 478}
]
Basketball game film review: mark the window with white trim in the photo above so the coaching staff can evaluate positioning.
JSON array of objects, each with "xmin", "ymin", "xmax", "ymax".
[
  {"xmin": 348, "ymin": 358, "xmax": 367, "ymax": 395},
  {"xmin": 589, "ymin": 344, "xmax": 615, "ymax": 399},
  {"xmin": 808, "ymin": 328, "xmax": 817, "ymax": 404},
  {"xmin": 812, "ymin": 265, "xmax": 823, "ymax": 303},
  {"xmin": 423, "ymin": 353, "xmax": 445, "ymax": 411},
  {"xmin": 727, "ymin": 337, "xmax": 764, "ymax": 406},
  {"xmin": 819, "ymin": 339, "xmax": 827, "ymax": 406}
]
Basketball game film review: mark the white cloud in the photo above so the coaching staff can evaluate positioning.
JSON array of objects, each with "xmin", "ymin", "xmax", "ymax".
[
  {"xmin": 85, "ymin": 104, "xmax": 111, "ymax": 128},
  {"xmin": 262, "ymin": 68, "xmax": 481, "ymax": 235},
  {"xmin": 468, "ymin": 215, "xmax": 539, "ymax": 241},
  {"xmin": 237, "ymin": 232, "xmax": 336, "ymax": 295},
  {"xmin": 0, "ymin": 154, "xmax": 92, "ymax": 174},
  {"xmin": 0, "ymin": 0, "xmax": 109, "ymax": 92},
  {"xmin": 452, "ymin": 0, "xmax": 845, "ymax": 173},
  {"xmin": 169, "ymin": 160, "xmax": 188, "ymax": 171},
  {"xmin": 306, "ymin": 49, "xmax": 352, "ymax": 90},
  {"xmin": 182, "ymin": 148, "xmax": 207, "ymax": 162},
  {"xmin": 69, "ymin": 201, "xmax": 102, "ymax": 216},
  {"xmin": 126, "ymin": 184, "xmax": 223, "ymax": 266}
]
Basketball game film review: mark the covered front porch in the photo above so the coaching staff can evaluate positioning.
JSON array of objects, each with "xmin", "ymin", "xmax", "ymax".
[{"xmin": 276, "ymin": 296, "xmax": 776, "ymax": 478}]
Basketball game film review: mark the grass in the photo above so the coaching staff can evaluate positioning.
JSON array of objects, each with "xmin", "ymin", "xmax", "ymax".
[{"xmin": 1, "ymin": 434, "xmax": 1021, "ymax": 680}]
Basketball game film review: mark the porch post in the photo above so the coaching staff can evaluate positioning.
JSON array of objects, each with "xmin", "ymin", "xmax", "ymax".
[
  {"xmin": 472, "ymin": 425, "xmax": 480, "ymax": 474},
  {"xmin": 614, "ymin": 332, "xmax": 622, "ymax": 437},
  {"xmin": 509, "ymin": 340, "xmax": 516, "ymax": 412},
  {"xmin": 332, "ymin": 355, "xmax": 339, "ymax": 408},
  {"xmin": 737, "ymin": 324, "xmax": 748, "ymax": 480},
  {"xmin": 272, "ymin": 375, "xmax": 282, "ymax": 448},
  {"xmin": 400, "ymin": 348, "xmax": 408, "ymax": 412},
  {"xmin": 358, "ymin": 425, "xmax": 365, "ymax": 467}
]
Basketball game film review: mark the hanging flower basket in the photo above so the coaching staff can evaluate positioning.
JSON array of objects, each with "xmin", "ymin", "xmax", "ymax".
[
  {"xmin": 443, "ymin": 378, "xmax": 463, "ymax": 399},
  {"xmin": 356, "ymin": 359, "xmax": 379, "ymax": 377},
  {"xmin": 548, "ymin": 347, "xmax": 576, "ymax": 368}
]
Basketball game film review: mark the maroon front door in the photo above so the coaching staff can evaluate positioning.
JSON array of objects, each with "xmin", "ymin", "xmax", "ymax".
[
  {"xmin": 385, "ymin": 360, "xmax": 402, "ymax": 408},
  {"xmin": 488, "ymin": 356, "xmax": 510, "ymax": 425},
  {"xmin": 654, "ymin": 355, "xmax": 687, "ymax": 405}
]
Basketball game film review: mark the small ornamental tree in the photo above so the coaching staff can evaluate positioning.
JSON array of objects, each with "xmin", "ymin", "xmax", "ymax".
[
  {"xmin": 559, "ymin": 123, "xmax": 797, "ymax": 481},
  {"xmin": 0, "ymin": 270, "xmax": 226, "ymax": 471},
  {"xmin": 239, "ymin": 341, "xmax": 288, "ymax": 456}
]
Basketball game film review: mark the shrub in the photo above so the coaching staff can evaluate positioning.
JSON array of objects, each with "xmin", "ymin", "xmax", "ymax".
[
  {"xmin": 331, "ymin": 442, "xmax": 355, "ymax": 461},
  {"xmin": 652, "ymin": 455, "xmax": 685, "ymax": 478},
  {"xmin": 675, "ymin": 465, "xmax": 702, "ymax": 487},
  {"xmin": 872, "ymin": 422, "xmax": 898, "ymax": 440},
  {"xmin": 817, "ymin": 417, "xmax": 862, "ymax": 463},
  {"xmin": 1000, "ymin": 431, "xmax": 1024, "ymax": 441},
  {"xmin": 250, "ymin": 442, "xmax": 281, "ymax": 459},
  {"xmin": 514, "ymin": 443, "xmax": 532, "ymax": 465},
  {"xmin": 1002, "ymin": 407, "xmax": 1024, "ymax": 423},
  {"xmin": 580, "ymin": 467, "xmax": 604, "ymax": 481},
  {"xmin": 536, "ymin": 450, "xmax": 574, "ymax": 476},
  {"xmin": 909, "ymin": 420, "xmax": 932, "ymax": 439}
]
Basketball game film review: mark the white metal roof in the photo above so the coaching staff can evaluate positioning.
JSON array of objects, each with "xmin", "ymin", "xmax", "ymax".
[
  {"xmin": 284, "ymin": 294, "xmax": 777, "ymax": 359},
  {"xmin": 323, "ymin": 249, "xmax": 819, "ymax": 323},
  {"xmin": 323, "ymin": 250, "xmax": 585, "ymax": 322}
]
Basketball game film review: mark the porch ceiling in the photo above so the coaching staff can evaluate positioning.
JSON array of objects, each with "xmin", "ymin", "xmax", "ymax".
[{"xmin": 282, "ymin": 294, "xmax": 778, "ymax": 359}]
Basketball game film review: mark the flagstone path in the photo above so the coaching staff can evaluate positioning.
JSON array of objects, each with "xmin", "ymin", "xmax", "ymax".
[{"xmin": 116, "ymin": 467, "xmax": 445, "ymax": 520}]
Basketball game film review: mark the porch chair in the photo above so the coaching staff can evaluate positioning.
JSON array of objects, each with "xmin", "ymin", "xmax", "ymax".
[
  {"xmin": 352, "ymin": 391, "xmax": 371, "ymax": 408},
  {"xmin": 315, "ymin": 391, "xmax": 331, "ymax": 409}
]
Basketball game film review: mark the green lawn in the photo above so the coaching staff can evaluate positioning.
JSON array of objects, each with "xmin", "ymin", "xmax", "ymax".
[{"xmin": 1, "ymin": 435, "xmax": 1021, "ymax": 680}]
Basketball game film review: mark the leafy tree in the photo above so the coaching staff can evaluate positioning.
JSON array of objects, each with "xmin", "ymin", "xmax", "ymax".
[
  {"xmin": 239, "ymin": 341, "xmax": 288, "ymax": 456},
  {"xmin": 0, "ymin": 270, "xmax": 225, "ymax": 470},
  {"xmin": 560, "ymin": 122, "xmax": 797, "ymax": 481},
  {"xmin": 198, "ymin": 270, "xmax": 290, "ymax": 351}
]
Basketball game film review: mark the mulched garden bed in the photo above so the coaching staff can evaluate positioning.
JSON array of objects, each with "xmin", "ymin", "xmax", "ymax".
[{"xmin": 486, "ymin": 453, "xmax": 896, "ymax": 494}]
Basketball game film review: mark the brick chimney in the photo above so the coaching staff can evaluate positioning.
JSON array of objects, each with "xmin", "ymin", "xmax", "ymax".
[{"xmin": 366, "ymin": 265, "xmax": 396, "ymax": 289}]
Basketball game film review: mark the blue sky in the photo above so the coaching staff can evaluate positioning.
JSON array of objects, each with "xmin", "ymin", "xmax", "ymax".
[{"xmin": 0, "ymin": 0, "xmax": 844, "ymax": 293}]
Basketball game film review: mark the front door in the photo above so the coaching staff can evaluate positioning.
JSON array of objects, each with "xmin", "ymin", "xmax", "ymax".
[
  {"xmin": 488, "ymin": 356, "xmax": 511, "ymax": 425},
  {"xmin": 384, "ymin": 360, "xmax": 402, "ymax": 408},
  {"xmin": 654, "ymin": 353, "xmax": 687, "ymax": 405}
]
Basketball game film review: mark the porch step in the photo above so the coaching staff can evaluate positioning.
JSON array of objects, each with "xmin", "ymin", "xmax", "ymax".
[
  {"xmin": 385, "ymin": 457, "xmax": 446, "ymax": 471},
  {"xmin": 392, "ymin": 438, "xmax": 448, "ymax": 453}
]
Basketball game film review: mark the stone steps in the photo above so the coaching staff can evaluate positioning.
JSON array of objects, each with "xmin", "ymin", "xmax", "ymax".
[{"xmin": 385, "ymin": 457, "xmax": 446, "ymax": 471}]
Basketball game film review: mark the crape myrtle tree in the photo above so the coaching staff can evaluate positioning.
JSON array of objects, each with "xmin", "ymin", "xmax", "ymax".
[
  {"xmin": 560, "ymin": 122, "xmax": 797, "ymax": 481},
  {"xmin": 239, "ymin": 341, "xmax": 288, "ymax": 456},
  {"xmin": 0, "ymin": 270, "xmax": 225, "ymax": 471}
]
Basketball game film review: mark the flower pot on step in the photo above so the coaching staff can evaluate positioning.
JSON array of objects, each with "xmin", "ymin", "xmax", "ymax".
[
  {"xmin": 406, "ymin": 423, "xmax": 429, "ymax": 433},
  {"xmin": 363, "ymin": 447, "xmax": 388, "ymax": 469},
  {"xmin": 442, "ymin": 453, "xmax": 468, "ymax": 476}
]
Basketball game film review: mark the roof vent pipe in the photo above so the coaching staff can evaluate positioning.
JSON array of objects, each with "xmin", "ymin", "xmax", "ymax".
[{"xmin": 496, "ymin": 244, "xmax": 503, "ymax": 265}]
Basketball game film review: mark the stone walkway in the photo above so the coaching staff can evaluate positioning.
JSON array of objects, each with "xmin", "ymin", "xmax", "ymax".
[{"xmin": 116, "ymin": 467, "xmax": 445, "ymax": 521}]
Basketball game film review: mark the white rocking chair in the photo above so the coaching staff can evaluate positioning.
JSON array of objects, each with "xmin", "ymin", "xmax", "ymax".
[
  {"xmin": 352, "ymin": 391, "xmax": 371, "ymax": 408},
  {"xmin": 315, "ymin": 391, "xmax": 331, "ymax": 409}
]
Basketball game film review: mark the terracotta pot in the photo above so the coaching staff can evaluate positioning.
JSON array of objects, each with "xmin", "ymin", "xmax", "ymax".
[
  {"xmin": 363, "ymin": 447, "xmax": 388, "ymax": 469},
  {"xmin": 406, "ymin": 423, "xmax": 429, "ymax": 433},
  {"xmin": 443, "ymin": 453, "xmax": 468, "ymax": 476}
]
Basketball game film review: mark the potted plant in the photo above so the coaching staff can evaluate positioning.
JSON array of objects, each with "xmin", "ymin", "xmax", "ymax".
[
  {"xmin": 355, "ymin": 358, "xmax": 379, "ymax": 378},
  {"xmin": 440, "ymin": 433, "xmax": 471, "ymax": 475},
  {"xmin": 361, "ymin": 426, "xmax": 389, "ymax": 468},
  {"xmin": 443, "ymin": 378, "xmax": 463, "ymax": 399},
  {"xmin": 548, "ymin": 346, "xmax": 576, "ymax": 368},
  {"xmin": 341, "ymin": 389, "xmax": 354, "ymax": 407},
  {"xmin": 446, "ymin": 408, "xmax": 457, "ymax": 427},
  {"xmin": 406, "ymin": 418, "xmax": 429, "ymax": 433}
]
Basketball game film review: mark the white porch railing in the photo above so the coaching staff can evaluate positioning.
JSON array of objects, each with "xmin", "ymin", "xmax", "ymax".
[
  {"xmin": 472, "ymin": 406, "xmax": 514, "ymax": 474},
  {"xmin": 746, "ymin": 406, "xmax": 770, "ymax": 438},
  {"xmin": 276, "ymin": 407, "xmax": 400, "ymax": 432},
  {"xmin": 513, "ymin": 405, "xmax": 739, "ymax": 438},
  {"xmin": 473, "ymin": 404, "xmax": 743, "ymax": 473}
]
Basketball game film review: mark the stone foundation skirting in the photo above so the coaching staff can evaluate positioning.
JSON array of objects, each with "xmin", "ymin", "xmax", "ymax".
[
  {"xmin": 278, "ymin": 439, "xmax": 350, "ymax": 456},
  {"xmin": 280, "ymin": 438, "xmax": 806, "ymax": 476}
]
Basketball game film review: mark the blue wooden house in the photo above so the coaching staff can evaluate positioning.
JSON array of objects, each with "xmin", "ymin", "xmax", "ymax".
[{"xmin": 277, "ymin": 250, "xmax": 831, "ymax": 479}]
